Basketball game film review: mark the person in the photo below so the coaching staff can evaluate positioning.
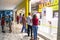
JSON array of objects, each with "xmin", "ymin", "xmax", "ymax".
[
  {"xmin": 1, "ymin": 16, "xmax": 5, "ymax": 33},
  {"xmin": 5, "ymin": 16, "xmax": 9, "ymax": 27},
  {"xmin": 8, "ymin": 15, "xmax": 12, "ymax": 33},
  {"xmin": 32, "ymin": 14, "xmax": 39, "ymax": 40},
  {"xmin": 19, "ymin": 13, "xmax": 22, "ymax": 24},
  {"xmin": 16, "ymin": 15, "xmax": 19, "ymax": 24},
  {"xmin": 21, "ymin": 14, "xmax": 26, "ymax": 33},
  {"xmin": 27, "ymin": 13, "xmax": 32, "ymax": 37},
  {"xmin": 36, "ymin": 12, "xmax": 40, "ymax": 25}
]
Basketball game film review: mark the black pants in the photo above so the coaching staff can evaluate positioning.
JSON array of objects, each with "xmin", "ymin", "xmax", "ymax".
[{"xmin": 28, "ymin": 25, "xmax": 32, "ymax": 37}]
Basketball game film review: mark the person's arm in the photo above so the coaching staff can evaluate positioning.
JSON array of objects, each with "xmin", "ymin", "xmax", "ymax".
[
  {"xmin": 30, "ymin": 16, "xmax": 32, "ymax": 23},
  {"xmin": 25, "ymin": 17, "xmax": 27, "ymax": 22},
  {"xmin": 30, "ymin": 19, "xmax": 31, "ymax": 22},
  {"xmin": 26, "ymin": 17, "xmax": 28, "ymax": 23}
]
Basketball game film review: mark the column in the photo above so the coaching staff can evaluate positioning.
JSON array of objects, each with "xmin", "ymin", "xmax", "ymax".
[
  {"xmin": 25, "ymin": 0, "xmax": 29, "ymax": 29},
  {"xmin": 25, "ymin": 0, "xmax": 29, "ymax": 17}
]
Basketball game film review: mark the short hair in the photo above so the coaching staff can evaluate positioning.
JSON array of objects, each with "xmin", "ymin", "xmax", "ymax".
[
  {"xmin": 20, "ymin": 13, "xmax": 21, "ymax": 15},
  {"xmin": 23, "ymin": 14, "xmax": 24, "ymax": 16},
  {"xmin": 28, "ymin": 13, "xmax": 31, "ymax": 15},
  {"xmin": 33, "ymin": 14, "xmax": 36, "ymax": 18}
]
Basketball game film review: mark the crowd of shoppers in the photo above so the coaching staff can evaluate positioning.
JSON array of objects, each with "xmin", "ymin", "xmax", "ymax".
[
  {"xmin": 0, "ymin": 11, "xmax": 39, "ymax": 40},
  {"xmin": 20, "ymin": 13, "xmax": 39, "ymax": 40},
  {"xmin": 1, "ymin": 12, "xmax": 39, "ymax": 40}
]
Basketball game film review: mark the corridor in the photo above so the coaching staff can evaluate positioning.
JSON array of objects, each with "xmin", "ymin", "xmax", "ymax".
[{"xmin": 0, "ymin": 22, "xmax": 44, "ymax": 40}]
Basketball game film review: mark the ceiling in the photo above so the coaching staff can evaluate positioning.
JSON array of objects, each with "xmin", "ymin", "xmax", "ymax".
[
  {"xmin": 0, "ymin": 0, "xmax": 23, "ymax": 10},
  {"xmin": 31, "ymin": 0, "xmax": 40, "ymax": 4}
]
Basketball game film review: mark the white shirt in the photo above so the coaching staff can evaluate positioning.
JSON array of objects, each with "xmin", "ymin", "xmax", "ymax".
[{"xmin": 27, "ymin": 15, "xmax": 32, "ymax": 26}]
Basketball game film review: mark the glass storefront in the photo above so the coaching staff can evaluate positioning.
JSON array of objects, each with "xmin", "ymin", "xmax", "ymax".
[{"xmin": 0, "ymin": 10, "xmax": 13, "ymax": 21}]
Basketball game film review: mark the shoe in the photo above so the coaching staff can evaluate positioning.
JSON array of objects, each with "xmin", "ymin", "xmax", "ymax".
[{"xmin": 2, "ymin": 31, "xmax": 5, "ymax": 33}]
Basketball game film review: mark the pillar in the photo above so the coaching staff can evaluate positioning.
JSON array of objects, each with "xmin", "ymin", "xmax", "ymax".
[
  {"xmin": 25, "ymin": 0, "xmax": 29, "ymax": 29},
  {"xmin": 25, "ymin": 0, "xmax": 29, "ymax": 17}
]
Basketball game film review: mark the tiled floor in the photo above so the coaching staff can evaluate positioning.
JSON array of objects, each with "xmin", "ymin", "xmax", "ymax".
[{"xmin": 0, "ymin": 22, "xmax": 45, "ymax": 40}]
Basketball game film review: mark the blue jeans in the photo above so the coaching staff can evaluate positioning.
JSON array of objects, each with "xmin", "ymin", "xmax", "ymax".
[
  {"xmin": 32, "ymin": 25, "xmax": 38, "ymax": 40},
  {"xmin": 21, "ymin": 25, "xmax": 26, "ymax": 32}
]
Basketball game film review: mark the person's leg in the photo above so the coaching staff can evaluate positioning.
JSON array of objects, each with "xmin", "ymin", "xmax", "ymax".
[
  {"xmin": 9, "ymin": 22, "xmax": 12, "ymax": 33},
  {"xmin": 20, "ymin": 20, "xmax": 21, "ymax": 24},
  {"xmin": 21, "ymin": 25, "xmax": 25, "ymax": 32},
  {"xmin": 24, "ymin": 25, "xmax": 27, "ymax": 33},
  {"xmin": 32, "ymin": 26, "xmax": 35, "ymax": 40},
  {"xmin": 1, "ymin": 25, "xmax": 5, "ymax": 33},
  {"xmin": 28, "ymin": 25, "xmax": 30, "ymax": 36},
  {"xmin": 6, "ymin": 22, "xmax": 8, "ymax": 27},
  {"xmin": 18, "ymin": 20, "xmax": 19, "ymax": 24},
  {"xmin": 17, "ymin": 21, "xmax": 18, "ymax": 24},
  {"xmin": 21, "ymin": 25, "xmax": 24, "ymax": 32},
  {"xmin": 30, "ymin": 25, "xmax": 32, "ymax": 37},
  {"xmin": 17, "ymin": 20, "xmax": 18, "ymax": 24},
  {"xmin": 33, "ymin": 26, "xmax": 38, "ymax": 40}
]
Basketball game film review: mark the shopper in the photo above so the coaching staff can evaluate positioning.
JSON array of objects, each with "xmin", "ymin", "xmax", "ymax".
[
  {"xmin": 27, "ymin": 13, "xmax": 32, "ymax": 37},
  {"xmin": 1, "ymin": 16, "xmax": 5, "ymax": 33},
  {"xmin": 32, "ymin": 14, "xmax": 38, "ymax": 40},
  {"xmin": 21, "ymin": 14, "xmax": 26, "ymax": 33},
  {"xmin": 16, "ymin": 15, "xmax": 19, "ymax": 24},
  {"xmin": 9, "ymin": 15, "xmax": 12, "ymax": 33},
  {"xmin": 5, "ymin": 16, "xmax": 9, "ymax": 27},
  {"xmin": 19, "ymin": 13, "xmax": 22, "ymax": 24}
]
